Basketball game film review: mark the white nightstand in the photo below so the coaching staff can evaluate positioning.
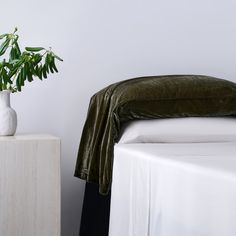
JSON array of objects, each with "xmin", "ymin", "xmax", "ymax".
[{"xmin": 0, "ymin": 134, "xmax": 61, "ymax": 236}]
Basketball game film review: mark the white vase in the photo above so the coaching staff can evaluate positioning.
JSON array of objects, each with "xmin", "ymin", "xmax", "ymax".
[{"xmin": 0, "ymin": 90, "xmax": 17, "ymax": 136}]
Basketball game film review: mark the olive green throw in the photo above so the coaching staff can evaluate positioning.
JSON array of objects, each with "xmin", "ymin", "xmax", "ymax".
[{"xmin": 74, "ymin": 75, "xmax": 236, "ymax": 194}]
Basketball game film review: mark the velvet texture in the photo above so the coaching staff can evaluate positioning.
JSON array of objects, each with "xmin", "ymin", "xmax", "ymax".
[{"xmin": 74, "ymin": 75, "xmax": 236, "ymax": 194}]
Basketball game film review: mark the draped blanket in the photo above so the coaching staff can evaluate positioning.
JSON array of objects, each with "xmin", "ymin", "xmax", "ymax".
[{"xmin": 74, "ymin": 75, "xmax": 236, "ymax": 194}]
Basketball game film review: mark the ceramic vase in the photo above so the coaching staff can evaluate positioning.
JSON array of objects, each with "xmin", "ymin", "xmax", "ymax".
[{"xmin": 0, "ymin": 90, "xmax": 17, "ymax": 136}]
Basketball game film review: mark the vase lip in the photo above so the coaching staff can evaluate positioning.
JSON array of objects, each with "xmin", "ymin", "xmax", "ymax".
[{"xmin": 0, "ymin": 90, "xmax": 11, "ymax": 94}]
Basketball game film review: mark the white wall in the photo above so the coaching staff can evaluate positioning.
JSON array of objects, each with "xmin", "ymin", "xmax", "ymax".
[{"xmin": 1, "ymin": 0, "xmax": 236, "ymax": 235}]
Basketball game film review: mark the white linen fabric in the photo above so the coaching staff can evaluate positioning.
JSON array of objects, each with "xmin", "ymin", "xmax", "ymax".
[
  {"xmin": 109, "ymin": 143, "xmax": 236, "ymax": 236},
  {"xmin": 118, "ymin": 117, "xmax": 236, "ymax": 143}
]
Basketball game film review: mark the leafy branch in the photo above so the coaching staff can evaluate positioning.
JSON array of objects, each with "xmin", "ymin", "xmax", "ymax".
[{"xmin": 0, "ymin": 27, "xmax": 63, "ymax": 92}]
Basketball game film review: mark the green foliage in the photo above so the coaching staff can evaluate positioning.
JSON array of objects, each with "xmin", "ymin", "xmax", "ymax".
[{"xmin": 0, "ymin": 27, "xmax": 63, "ymax": 92}]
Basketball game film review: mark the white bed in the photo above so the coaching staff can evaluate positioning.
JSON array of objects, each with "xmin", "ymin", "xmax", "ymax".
[{"xmin": 109, "ymin": 118, "xmax": 236, "ymax": 236}]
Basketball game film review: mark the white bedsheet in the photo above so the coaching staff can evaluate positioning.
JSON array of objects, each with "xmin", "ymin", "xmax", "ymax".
[{"xmin": 109, "ymin": 143, "xmax": 236, "ymax": 236}]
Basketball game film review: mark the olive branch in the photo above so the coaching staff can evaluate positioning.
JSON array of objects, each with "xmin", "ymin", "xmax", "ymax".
[{"xmin": 0, "ymin": 27, "xmax": 63, "ymax": 92}]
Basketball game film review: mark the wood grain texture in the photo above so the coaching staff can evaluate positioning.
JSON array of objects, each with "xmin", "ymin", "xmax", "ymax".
[{"xmin": 0, "ymin": 134, "xmax": 61, "ymax": 236}]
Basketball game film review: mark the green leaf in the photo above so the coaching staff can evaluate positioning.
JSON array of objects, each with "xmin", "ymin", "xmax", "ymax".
[
  {"xmin": 12, "ymin": 35, "xmax": 19, "ymax": 45},
  {"xmin": 4, "ymin": 62, "xmax": 14, "ymax": 70},
  {"xmin": 1, "ymin": 77, "xmax": 7, "ymax": 90},
  {"xmin": 27, "ymin": 64, "xmax": 33, "ymax": 82},
  {"xmin": 24, "ymin": 61, "xmax": 29, "ymax": 74},
  {"xmin": 51, "ymin": 58, "xmax": 58, "ymax": 73},
  {"xmin": 54, "ymin": 54, "xmax": 63, "ymax": 61},
  {"xmin": 8, "ymin": 58, "xmax": 24, "ymax": 80},
  {"xmin": 15, "ymin": 42, "xmax": 21, "ymax": 58},
  {"xmin": 38, "ymin": 65, "xmax": 43, "ymax": 80},
  {"xmin": 27, "ymin": 72, "xmax": 33, "ymax": 82},
  {"xmin": 49, "ymin": 61, "xmax": 54, "ymax": 73},
  {"xmin": 42, "ymin": 65, "xmax": 48, "ymax": 79},
  {"xmin": 2, "ymin": 68, "xmax": 12, "ymax": 84},
  {"xmin": 33, "ymin": 65, "xmax": 39, "ymax": 76},
  {"xmin": 44, "ymin": 54, "xmax": 50, "ymax": 73},
  {"xmin": 0, "ymin": 38, "xmax": 10, "ymax": 56},
  {"xmin": 33, "ymin": 54, "xmax": 42, "ymax": 65},
  {"xmin": 25, "ymin": 47, "xmax": 45, "ymax": 52},
  {"xmin": 45, "ymin": 53, "xmax": 50, "ymax": 62},
  {"xmin": 9, "ymin": 47, "xmax": 16, "ymax": 61},
  {"xmin": 16, "ymin": 73, "xmax": 21, "ymax": 92},
  {"xmin": 19, "ymin": 68, "xmax": 25, "ymax": 86},
  {"xmin": 0, "ymin": 34, "xmax": 8, "ymax": 40},
  {"xmin": 8, "ymin": 66, "xmax": 18, "ymax": 79},
  {"xmin": 46, "ymin": 63, "xmax": 50, "ymax": 73},
  {"xmin": 22, "ymin": 65, "xmax": 27, "ymax": 82}
]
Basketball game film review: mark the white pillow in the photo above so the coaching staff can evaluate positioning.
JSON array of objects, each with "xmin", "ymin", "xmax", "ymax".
[{"xmin": 118, "ymin": 117, "xmax": 236, "ymax": 143}]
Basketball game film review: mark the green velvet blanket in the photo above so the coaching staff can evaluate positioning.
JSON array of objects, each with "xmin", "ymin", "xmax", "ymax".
[{"xmin": 74, "ymin": 75, "xmax": 236, "ymax": 194}]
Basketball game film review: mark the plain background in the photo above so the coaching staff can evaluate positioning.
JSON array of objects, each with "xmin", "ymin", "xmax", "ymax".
[{"xmin": 1, "ymin": 0, "xmax": 236, "ymax": 235}]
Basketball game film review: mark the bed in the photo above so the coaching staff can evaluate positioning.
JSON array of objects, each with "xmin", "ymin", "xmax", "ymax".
[{"xmin": 76, "ymin": 75, "xmax": 236, "ymax": 236}]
